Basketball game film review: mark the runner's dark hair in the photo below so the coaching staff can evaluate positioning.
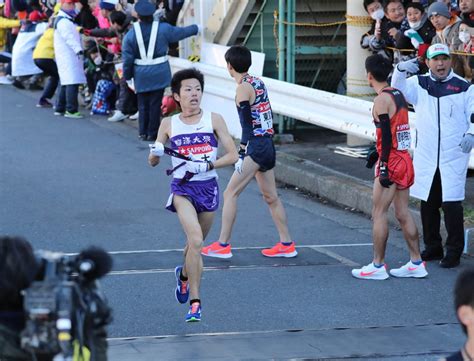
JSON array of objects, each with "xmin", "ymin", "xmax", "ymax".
[
  {"xmin": 365, "ymin": 54, "xmax": 393, "ymax": 82},
  {"xmin": 171, "ymin": 68, "xmax": 204, "ymax": 96},
  {"xmin": 225, "ymin": 45, "xmax": 252, "ymax": 73}
]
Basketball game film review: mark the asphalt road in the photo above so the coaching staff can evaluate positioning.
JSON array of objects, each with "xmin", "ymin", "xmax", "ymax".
[{"xmin": 1, "ymin": 86, "xmax": 472, "ymax": 360}]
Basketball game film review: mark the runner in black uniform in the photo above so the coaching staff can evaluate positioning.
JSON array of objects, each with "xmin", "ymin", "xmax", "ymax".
[{"xmin": 201, "ymin": 45, "xmax": 297, "ymax": 259}]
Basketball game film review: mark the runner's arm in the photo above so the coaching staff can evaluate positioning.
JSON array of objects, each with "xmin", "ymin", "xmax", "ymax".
[
  {"xmin": 236, "ymin": 83, "xmax": 256, "ymax": 148},
  {"xmin": 148, "ymin": 117, "xmax": 171, "ymax": 167},
  {"xmin": 373, "ymin": 94, "xmax": 392, "ymax": 163},
  {"xmin": 211, "ymin": 113, "xmax": 239, "ymax": 169}
]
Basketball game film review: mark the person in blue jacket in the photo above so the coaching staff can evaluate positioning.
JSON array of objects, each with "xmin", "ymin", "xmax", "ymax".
[{"xmin": 122, "ymin": 0, "xmax": 199, "ymax": 141}]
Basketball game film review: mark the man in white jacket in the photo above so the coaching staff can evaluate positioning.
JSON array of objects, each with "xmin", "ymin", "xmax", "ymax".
[
  {"xmin": 392, "ymin": 43, "xmax": 474, "ymax": 268},
  {"xmin": 54, "ymin": 0, "xmax": 86, "ymax": 118}
]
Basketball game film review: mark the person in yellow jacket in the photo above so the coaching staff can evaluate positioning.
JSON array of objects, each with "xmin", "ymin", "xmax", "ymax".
[
  {"xmin": 33, "ymin": 16, "xmax": 58, "ymax": 107},
  {"xmin": 0, "ymin": 2, "xmax": 20, "ymax": 85}
]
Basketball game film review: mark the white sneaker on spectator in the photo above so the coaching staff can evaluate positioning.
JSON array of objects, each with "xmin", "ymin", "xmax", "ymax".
[
  {"xmin": 108, "ymin": 110, "xmax": 127, "ymax": 122},
  {"xmin": 129, "ymin": 111, "xmax": 139, "ymax": 120},
  {"xmin": 0, "ymin": 75, "xmax": 14, "ymax": 85}
]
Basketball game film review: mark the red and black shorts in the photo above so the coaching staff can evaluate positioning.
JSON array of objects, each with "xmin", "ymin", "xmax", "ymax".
[{"xmin": 375, "ymin": 151, "xmax": 414, "ymax": 190}]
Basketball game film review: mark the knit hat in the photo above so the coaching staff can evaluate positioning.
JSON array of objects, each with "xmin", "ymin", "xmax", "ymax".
[{"xmin": 427, "ymin": 2, "xmax": 451, "ymax": 19}]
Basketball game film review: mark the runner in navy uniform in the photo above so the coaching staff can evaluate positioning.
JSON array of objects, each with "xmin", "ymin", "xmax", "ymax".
[{"xmin": 202, "ymin": 45, "xmax": 297, "ymax": 259}]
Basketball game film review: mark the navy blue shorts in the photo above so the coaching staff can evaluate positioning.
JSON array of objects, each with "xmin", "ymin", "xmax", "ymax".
[
  {"xmin": 247, "ymin": 136, "xmax": 275, "ymax": 172},
  {"xmin": 166, "ymin": 178, "xmax": 219, "ymax": 213}
]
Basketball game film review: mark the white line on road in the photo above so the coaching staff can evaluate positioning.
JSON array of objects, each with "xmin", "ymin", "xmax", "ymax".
[
  {"xmin": 107, "ymin": 322, "xmax": 458, "ymax": 342},
  {"xmin": 66, "ymin": 243, "xmax": 372, "ymax": 256},
  {"xmin": 108, "ymin": 263, "xmax": 351, "ymax": 276}
]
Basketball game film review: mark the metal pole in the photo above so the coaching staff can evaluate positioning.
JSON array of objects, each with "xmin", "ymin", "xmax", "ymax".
[
  {"xmin": 278, "ymin": 0, "xmax": 285, "ymax": 81},
  {"xmin": 286, "ymin": 0, "xmax": 294, "ymax": 84},
  {"xmin": 286, "ymin": 0, "xmax": 295, "ymax": 130},
  {"xmin": 278, "ymin": 0, "xmax": 286, "ymax": 134}
]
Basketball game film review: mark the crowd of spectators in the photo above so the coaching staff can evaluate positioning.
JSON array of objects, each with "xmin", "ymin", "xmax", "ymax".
[
  {"xmin": 0, "ymin": 0, "xmax": 187, "ymax": 140},
  {"xmin": 361, "ymin": 0, "xmax": 474, "ymax": 82},
  {"xmin": 0, "ymin": 0, "xmax": 472, "ymax": 140}
]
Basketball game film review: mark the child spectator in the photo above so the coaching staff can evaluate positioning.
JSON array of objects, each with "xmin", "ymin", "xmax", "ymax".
[
  {"xmin": 85, "ymin": 41, "xmax": 116, "ymax": 115},
  {"xmin": 402, "ymin": 2, "xmax": 436, "ymax": 58},
  {"xmin": 54, "ymin": 0, "xmax": 86, "ymax": 118},
  {"xmin": 33, "ymin": 16, "xmax": 58, "ymax": 107}
]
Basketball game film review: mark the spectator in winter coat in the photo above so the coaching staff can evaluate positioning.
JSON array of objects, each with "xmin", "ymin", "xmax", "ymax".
[
  {"xmin": 11, "ymin": 10, "xmax": 48, "ymax": 89},
  {"xmin": 428, "ymin": 1, "xmax": 465, "ymax": 74},
  {"xmin": 392, "ymin": 43, "xmax": 474, "ymax": 269},
  {"xmin": 458, "ymin": 19, "xmax": 474, "ymax": 81},
  {"xmin": 33, "ymin": 16, "xmax": 58, "ymax": 107},
  {"xmin": 361, "ymin": 0, "xmax": 386, "ymax": 56},
  {"xmin": 122, "ymin": 0, "xmax": 199, "ymax": 141},
  {"xmin": 400, "ymin": 2, "xmax": 436, "ymax": 58},
  {"xmin": 75, "ymin": 0, "xmax": 98, "ymax": 29},
  {"xmin": 361, "ymin": 0, "xmax": 410, "ymax": 63},
  {"xmin": 54, "ymin": 0, "xmax": 87, "ymax": 118}
]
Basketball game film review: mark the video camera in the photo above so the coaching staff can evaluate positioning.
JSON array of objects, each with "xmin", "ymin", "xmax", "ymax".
[{"xmin": 20, "ymin": 247, "xmax": 113, "ymax": 361}]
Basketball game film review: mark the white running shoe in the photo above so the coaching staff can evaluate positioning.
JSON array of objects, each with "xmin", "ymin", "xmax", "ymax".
[
  {"xmin": 0, "ymin": 75, "xmax": 14, "ymax": 85},
  {"xmin": 108, "ymin": 110, "xmax": 127, "ymax": 122},
  {"xmin": 129, "ymin": 111, "xmax": 139, "ymax": 120},
  {"xmin": 389, "ymin": 261, "xmax": 428, "ymax": 278},
  {"xmin": 352, "ymin": 263, "xmax": 389, "ymax": 280}
]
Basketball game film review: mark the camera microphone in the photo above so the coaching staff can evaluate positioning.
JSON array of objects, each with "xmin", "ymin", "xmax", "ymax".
[{"xmin": 77, "ymin": 247, "xmax": 113, "ymax": 281}]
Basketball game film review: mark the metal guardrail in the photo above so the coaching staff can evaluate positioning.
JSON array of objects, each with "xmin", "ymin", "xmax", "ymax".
[{"xmin": 170, "ymin": 57, "xmax": 474, "ymax": 169}]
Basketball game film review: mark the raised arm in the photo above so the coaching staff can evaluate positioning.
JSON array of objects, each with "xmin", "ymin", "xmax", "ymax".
[
  {"xmin": 162, "ymin": 22, "xmax": 198, "ymax": 44},
  {"xmin": 391, "ymin": 59, "xmax": 420, "ymax": 106}
]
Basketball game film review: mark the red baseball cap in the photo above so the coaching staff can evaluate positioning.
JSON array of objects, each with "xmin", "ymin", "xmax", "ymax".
[{"xmin": 28, "ymin": 10, "xmax": 46, "ymax": 21}]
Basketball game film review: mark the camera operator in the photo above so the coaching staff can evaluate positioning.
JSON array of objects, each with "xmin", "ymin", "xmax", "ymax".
[
  {"xmin": 0, "ymin": 236, "xmax": 39, "ymax": 360},
  {"xmin": 0, "ymin": 236, "xmax": 110, "ymax": 361}
]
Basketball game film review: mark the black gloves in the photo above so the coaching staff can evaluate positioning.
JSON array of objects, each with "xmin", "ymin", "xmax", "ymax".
[{"xmin": 379, "ymin": 161, "xmax": 393, "ymax": 188}]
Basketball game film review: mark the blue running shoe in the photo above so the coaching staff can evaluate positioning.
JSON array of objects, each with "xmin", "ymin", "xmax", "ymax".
[
  {"xmin": 185, "ymin": 302, "xmax": 201, "ymax": 322},
  {"xmin": 175, "ymin": 266, "xmax": 189, "ymax": 304}
]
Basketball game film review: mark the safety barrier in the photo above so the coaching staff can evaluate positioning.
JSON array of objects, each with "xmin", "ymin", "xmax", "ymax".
[{"xmin": 169, "ymin": 56, "xmax": 474, "ymax": 169}]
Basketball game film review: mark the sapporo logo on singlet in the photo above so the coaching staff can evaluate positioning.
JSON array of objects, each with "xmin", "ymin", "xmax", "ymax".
[
  {"xmin": 174, "ymin": 134, "xmax": 214, "ymax": 160},
  {"xmin": 396, "ymin": 123, "xmax": 411, "ymax": 150}
]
